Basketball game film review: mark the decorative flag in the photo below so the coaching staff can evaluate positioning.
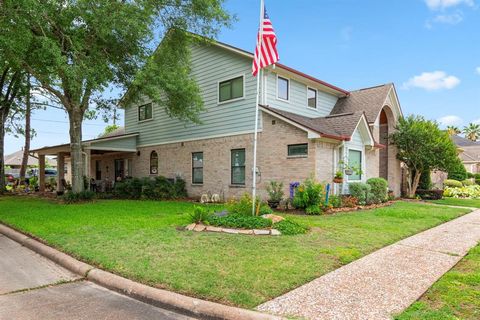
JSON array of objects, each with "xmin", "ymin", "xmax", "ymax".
[{"xmin": 252, "ymin": 7, "xmax": 279, "ymax": 77}]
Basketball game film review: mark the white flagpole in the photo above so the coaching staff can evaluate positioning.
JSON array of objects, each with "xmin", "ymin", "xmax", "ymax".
[{"xmin": 252, "ymin": 0, "xmax": 264, "ymax": 216}]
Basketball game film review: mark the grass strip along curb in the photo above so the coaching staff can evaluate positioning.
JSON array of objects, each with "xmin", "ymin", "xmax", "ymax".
[{"xmin": 0, "ymin": 223, "xmax": 283, "ymax": 320}]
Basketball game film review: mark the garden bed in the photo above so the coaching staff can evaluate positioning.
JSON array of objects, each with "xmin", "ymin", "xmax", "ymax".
[{"xmin": 185, "ymin": 223, "xmax": 281, "ymax": 235}]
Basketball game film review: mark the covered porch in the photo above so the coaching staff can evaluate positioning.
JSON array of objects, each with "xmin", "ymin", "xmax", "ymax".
[{"xmin": 32, "ymin": 132, "xmax": 139, "ymax": 193}]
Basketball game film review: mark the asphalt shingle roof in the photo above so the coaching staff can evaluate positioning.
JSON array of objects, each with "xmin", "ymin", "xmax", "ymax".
[
  {"xmin": 452, "ymin": 135, "xmax": 480, "ymax": 147},
  {"xmin": 260, "ymin": 105, "xmax": 365, "ymax": 140},
  {"xmin": 331, "ymin": 84, "xmax": 393, "ymax": 123}
]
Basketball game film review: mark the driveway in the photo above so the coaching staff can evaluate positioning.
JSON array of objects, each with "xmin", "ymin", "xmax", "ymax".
[{"xmin": 0, "ymin": 234, "xmax": 195, "ymax": 320}]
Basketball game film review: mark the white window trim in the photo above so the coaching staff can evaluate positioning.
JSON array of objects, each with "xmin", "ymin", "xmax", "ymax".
[
  {"xmin": 137, "ymin": 103, "xmax": 154, "ymax": 123},
  {"xmin": 346, "ymin": 147, "xmax": 365, "ymax": 183},
  {"xmin": 306, "ymin": 86, "xmax": 318, "ymax": 110},
  {"xmin": 217, "ymin": 74, "xmax": 246, "ymax": 105},
  {"xmin": 276, "ymin": 75, "xmax": 290, "ymax": 102},
  {"xmin": 230, "ymin": 148, "xmax": 246, "ymax": 186}
]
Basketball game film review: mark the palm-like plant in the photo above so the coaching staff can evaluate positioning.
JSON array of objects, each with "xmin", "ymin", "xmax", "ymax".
[
  {"xmin": 446, "ymin": 125, "xmax": 461, "ymax": 136},
  {"xmin": 463, "ymin": 123, "xmax": 480, "ymax": 141}
]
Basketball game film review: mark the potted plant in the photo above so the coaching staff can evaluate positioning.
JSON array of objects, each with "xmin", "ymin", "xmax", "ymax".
[
  {"xmin": 266, "ymin": 181, "xmax": 284, "ymax": 209},
  {"xmin": 333, "ymin": 171, "xmax": 344, "ymax": 184}
]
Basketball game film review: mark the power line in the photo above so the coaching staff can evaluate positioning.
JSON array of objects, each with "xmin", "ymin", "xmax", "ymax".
[{"xmin": 31, "ymin": 118, "xmax": 110, "ymax": 127}]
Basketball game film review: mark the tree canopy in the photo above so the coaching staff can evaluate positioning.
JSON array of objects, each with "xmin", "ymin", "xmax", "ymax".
[
  {"xmin": 390, "ymin": 115, "xmax": 461, "ymax": 197},
  {"xmin": 1, "ymin": 0, "xmax": 231, "ymax": 192}
]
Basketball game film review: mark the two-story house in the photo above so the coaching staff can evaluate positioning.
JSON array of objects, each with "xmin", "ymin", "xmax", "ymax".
[{"xmin": 33, "ymin": 33, "xmax": 404, "ymax": 198}]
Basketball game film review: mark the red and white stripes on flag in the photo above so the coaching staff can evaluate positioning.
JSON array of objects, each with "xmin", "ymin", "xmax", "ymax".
[{"xmin": 252, "ymin": 7, "xmax": 279, "ymax": 77}]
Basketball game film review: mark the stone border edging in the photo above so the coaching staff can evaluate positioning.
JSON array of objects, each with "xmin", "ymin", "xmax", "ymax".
[
  {"xmin": 0, "ymin": 223, "xmax": 283, "ymax": 320},
  {"xmin": 186, "ymin": 223, "xmax": 281, "ymax": 236}
]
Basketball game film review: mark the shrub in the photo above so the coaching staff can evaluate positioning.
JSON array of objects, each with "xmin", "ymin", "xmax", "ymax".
[
  {"xmin": 418, "ymin": 171, "xmax": 432, "ymax": 190},
  {"xmin": 462, "ymin": 179, "xmax": 475, "ymax": 186},
  {"xmin": 443, "ymin": 179, "xmax": 463, "ymax": 188},
  {"xmin": 447, "ymin": 160, "xmax": 468, "ymax": 181},
  {"xmin": 415, "ymin": 189, "xmax": 444, "ymax": 200},
  {"xmin": 62, "ymin": 190, "xmax": 96, "ymax": 204},
  {"xmin": 444, "ymin": 185, "xmax": 480, "ymax": 199},
  {"xmin": 207, "ymin": 213, "xmax": 272, "ymax": 229},
  {"xmin": 367, "ymin": 178, "xmax": 388, "ymax": 204},
  {"xmin": 113, "ymin": 176, "xmax": 187, "ymax": 200},
  {"xmin": 341, "ymin": 195, "xmax": 358, "ymax": 208},
  {"xmin": 265, "ymin": 181, "xmax": 284, "ymax": 202},
  {"xmin": 467, "ymin": 172, "xmax": 475, "ymax": 179},
  {"xmin": 273, "ymin": 219, "xmax": 308, "ymax": 235},
  {"xmin": 189, "ymin": 206, "xmax": 211, "ymax": 224},
  {"xmin": 328, "ymin": 195, "xmax": 343, "ymax": 208},
  {"xmin": 349, "ymin": 182, "xmax": 372, "ymax": 205},
  {"xmin": 226, "ymin": 193, "xmax": 272, "ymax": 216},
  {"xmin": 292, "ymin": 178, "xmax": 325, "ymax": 214}
]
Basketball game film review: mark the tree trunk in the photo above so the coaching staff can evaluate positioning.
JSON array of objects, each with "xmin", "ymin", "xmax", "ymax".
[
  {"xmin": 20, "ymin": 75, "xmax": 31, "ymax": 180},
  {"xmin": 0, "ymin": 109, "xmax": 6, "ymax": 194},
  {"xmin": 68, "ymin": 108, "xmax": 84, "ymax": 193},
  {"xmin": 408, "ymin": 170, "xmax": 422, "ymax": 198}
]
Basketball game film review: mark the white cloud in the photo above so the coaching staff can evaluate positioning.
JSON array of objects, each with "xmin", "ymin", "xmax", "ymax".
[
  {"xmin": 433, "ymin": 12, "xmax": 464, "ymax": 24},
  {"xmin": 425, "ymin": 0, "xmax": 474, "ymax": 10},
  {"xmin": 438, "ymin": 115, "xmax": 463, "ymax": 127},
  {"xmin": 476, "ymin": 67, "xmax": 480, "ymax": 75},
  {"xmin": 403, "ymin": 71, "xmax": 460, "ymax": 91}
]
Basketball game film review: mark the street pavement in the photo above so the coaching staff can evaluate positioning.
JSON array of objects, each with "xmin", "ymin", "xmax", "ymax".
[{"xmin": 0, "ymin": 234, "xmax": 195, "ymax": 320}]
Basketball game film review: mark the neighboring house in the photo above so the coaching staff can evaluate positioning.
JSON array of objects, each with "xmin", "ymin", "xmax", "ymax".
[
  {"xmin": 452, "ymin": 135, "xmax": 480, "ymax": 174},
  {"xmin": 32, "ymin": 34, "xmax": 403, "ymax": 198},
  {"xmin": 4, "ymin": 150, "xmax": 57, "ymax": 170}
]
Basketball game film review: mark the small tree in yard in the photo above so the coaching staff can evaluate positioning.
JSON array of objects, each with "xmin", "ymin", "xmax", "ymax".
[
  {"xmin": 390, "ymin": 115, "xmax": 460, "ymax": 198},
  {"xmin": 1, "ymin": 0, "xmax": 231, "ymax": 193}
]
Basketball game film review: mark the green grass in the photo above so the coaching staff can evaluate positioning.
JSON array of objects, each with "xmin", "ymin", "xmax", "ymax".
[
  {"xmin": 0, "ymin": 196, "xmax": 469, "ymax": 308},
  {"xmin": 428, "ymin": 198, "xmax": 480, "ymax": 208},
  {"xmin": 396, "ymin": 244, "xmax": 480, "ymax": 320}
]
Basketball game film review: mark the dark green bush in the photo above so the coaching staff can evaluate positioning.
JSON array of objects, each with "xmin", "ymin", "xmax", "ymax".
[
  {"xmin": 113, "ymin": 176, "xmax": 187, "ymax": 200},
  {"xmin": 273, "ymin": 219, "xmax": 308, "ymax": 235},
  {"xmin": 367, "ymin": 178, "xmax": 388, "ymax": 204},
  {"xmin": 207, "ymin": 214, "xmax": 272, "ymax": 229},
  {"xmin": 62, "ymin": 190, "xmax": 96, "ymax": 204},
  {"xmin": 447, "ymin": 160, "xmax": 468, "ymax": 181},
  {"xmin": 349, "ymin": 182, "xmax": 372, "ymax": 205},
  {"xmin": 418, "ymin": 171, "xmax": 432, "ymax": 190}
]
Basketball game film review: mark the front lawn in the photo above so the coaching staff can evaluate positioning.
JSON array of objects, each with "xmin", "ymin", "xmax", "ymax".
[
  {"xmin": 396, "ymin": 244, "xmax": 480, "ymax": 320},
  {"xmin": 0, "ymin": 196, "xmax": 469, "ymax": 308},
  {"xmin": 428, "ymin": 198, "xmax": 480, "ymax": 208}
]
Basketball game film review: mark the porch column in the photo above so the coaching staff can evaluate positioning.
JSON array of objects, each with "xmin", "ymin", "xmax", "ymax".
[
  {"xmin": 39, "ymin": 154, "xmax": 46, "ymax": 192},
  {"xmin": 56, "ymin": 152, "xmax": 65, "ymax": 192},
  {"xmin": 84, "ymin": 149, "xmax": 92, "ymax": 178}
]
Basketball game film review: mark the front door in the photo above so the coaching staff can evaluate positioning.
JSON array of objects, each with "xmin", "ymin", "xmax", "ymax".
[{"xmin": 114, "ymin": 159, "xmax": 125, "ymax": 181}]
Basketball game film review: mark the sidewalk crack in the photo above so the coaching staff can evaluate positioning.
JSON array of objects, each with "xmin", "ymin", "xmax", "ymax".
[
  {"xmin": 0, "ymin": 278, "xmax": 85, "ymax": 296},
  {"xmin": 396, "ymin": 243, "xmax": 460, "ymax": 257}
]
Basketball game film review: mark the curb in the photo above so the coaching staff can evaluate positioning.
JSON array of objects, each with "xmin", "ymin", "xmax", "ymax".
[{"xmin": 0, "ymin": 223, "xmax": 282, "ymax": 320}]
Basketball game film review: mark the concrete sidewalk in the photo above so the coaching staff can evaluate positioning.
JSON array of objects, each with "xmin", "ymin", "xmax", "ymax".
[
  {"xmin": 0, "ymin": 234, "xmax": 194, "ymax": 320},
  {"xmin": 257, "ymin": 209, "xmax": 480, "ymax": 320}
]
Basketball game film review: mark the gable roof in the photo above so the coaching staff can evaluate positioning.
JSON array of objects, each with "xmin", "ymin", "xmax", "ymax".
[
  {"xmin": 331, "ymin": 83, "xmax": 395, "ymax": 123},
  {"xmin": 460, "ymin": 151, "xmax": 479, "ymax": 162},
  {"xmin": 260, "ymin": 105, "xmax": 374, "ymax": 144},
  {"xmin": 4, "ymin": 150, "xmax": 40, "ymax": 167},
  {"xmin": 452, "ymin": 135, "xmax": 480, "ymax": 147}
]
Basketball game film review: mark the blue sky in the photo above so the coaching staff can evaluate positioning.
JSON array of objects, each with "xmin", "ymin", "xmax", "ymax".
[{"xmin": 5, "ymin": 0, "xmax": 480, "ymax": 155}]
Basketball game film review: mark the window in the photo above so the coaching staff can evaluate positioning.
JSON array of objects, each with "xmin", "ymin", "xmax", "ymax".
[
  {"xmin": 150, "ymin": 151, "xmax": 158, "ymax": 175},
  {"xmin": 288, "ymin": 144, "xmax": 308, "ymax": 156},
  {"xmin": 348, "ymin": 149, "xmax": 362, "ymax": 181},
  {"xmin": 95, "ymin": 160, "xmax": 101, "ymax": 180},
  {"xmin": 231, "ymin": 149, "xmax": 246, "ymax": 185},
  {"xmin": 192, "ymin": 152, "xmax": 203, "ymax": 184},
  {"xmin": 138, "ymin": 103, "xmax": 153, "ymax": 121},
  {"xmin": 277, "ymin": 76, "xmax": 289, "ymax": 100},
  {"xmin": 219, "ymin": 76, "xmax": 244, "ymax": 103},
  {"xmin": 307, "ymin": 88, "xmax": 317, "ymax": 108}
]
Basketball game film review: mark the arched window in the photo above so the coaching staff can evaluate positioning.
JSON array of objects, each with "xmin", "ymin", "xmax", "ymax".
[{"xmin": 150, "ymin": 151, "xmax": 158, "ymax": 174}]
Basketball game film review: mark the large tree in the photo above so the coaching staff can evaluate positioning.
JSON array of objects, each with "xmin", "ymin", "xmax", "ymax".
[
  {"xmin": 1, "ymin": 0, "xmax": 231, "ymax": 192},
  {"xmin": 390, "ymin": 115, "xmax": 460, "ymax": 197}
]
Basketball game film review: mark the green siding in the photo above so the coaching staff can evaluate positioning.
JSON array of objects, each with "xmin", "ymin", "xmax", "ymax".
[
  {"xmin": 89, "ymin": 135, "xmax": 138, "ymax": 151},
  {"xmin": 124, "ymin": 44, "xmax": 257, "ymax": 147},
  {"xmin": 265, "ymin": 71, "xmax": 338, "ymax": 117}
]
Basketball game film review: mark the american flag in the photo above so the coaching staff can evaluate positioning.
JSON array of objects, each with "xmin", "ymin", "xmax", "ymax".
[{"xmin": 252, "ymin": 7, "xmax": 279, "ymax": 77}]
